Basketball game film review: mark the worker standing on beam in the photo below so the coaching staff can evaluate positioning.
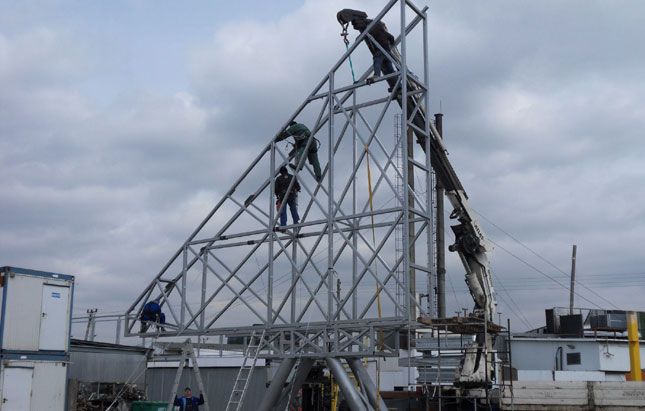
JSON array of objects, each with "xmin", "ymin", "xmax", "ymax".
[
  {"xmin": 275, "ymin": 166, "xmax": 301, "ymax": 227},
  {"xmin": 275, "ymin": 121, "xmax": 322, "ymax": 182},
  {"xmin": 364, "ymin": 20, "xmax": 395, "ymax": 81},
  {"xmin": 337, "ymin": 10, "xmax": 395, "ymax": 83}
]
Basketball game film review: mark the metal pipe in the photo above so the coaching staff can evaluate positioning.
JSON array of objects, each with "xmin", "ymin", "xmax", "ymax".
[
  {"xmin": 423, "ymin": 12, "xmax": 434, "ymax": 318},
  {"xmin": 257, "ymin": 358, "xmax": 297, "ymax": 411},
  {"xmin": 268, "ymin": 142, "xmax": 276, "ymax": 325},
  {"xmin": 569, "ymin": 244, "xmax": 577, "ymax": 315},
  {"xmin": 434, "ymin": 112, "xmax": 446, "ymax": 318},
  {"xmin": 628, "ymin": 311, "xmax": 642, "ymax": 381},
  {"xmin": 328, "ymin": 73, "xmax": 335, "ymax": 323},
  {"xmin": 352, "ymin": 90, "xmax": 358, "ymax": 320},
  {"xmin": 400, "ymin": 0, "xmax": 411, "ymax": 322},
  {"xmin": 407, "ymin": 127, "xmax": 416, "ymax": 320},
  {"xmin": 200, "ymin": 252, "xmax": 207, "ymax": 331},
  {"xmin": 276, "ymin": 358, "xmax": 315, "ymax": 410},
  {"xmin": 347, "ymin": 358, "xmax": 388, "ymax": 411},
  {"xmin": 326, "ymin": 357, "xmax": 368, "ymax": 411}
]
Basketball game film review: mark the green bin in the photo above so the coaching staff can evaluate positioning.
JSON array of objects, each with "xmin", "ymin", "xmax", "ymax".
[{"xmin": 131, "ymin": 401, "xmax": 169, "ymax": 411}]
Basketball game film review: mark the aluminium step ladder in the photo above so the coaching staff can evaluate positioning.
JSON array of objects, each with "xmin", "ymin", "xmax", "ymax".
[
  {"xmin": 166, "ymin": 339, "xmax": 211, "ymax": 411},
  {"xmin": 225, "ymin": 329, "xmax": 266, "ymax": 411}
]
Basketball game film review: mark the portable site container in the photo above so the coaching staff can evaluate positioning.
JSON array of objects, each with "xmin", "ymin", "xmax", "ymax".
[
  {"xmin": 0, "ymin": 353, "xmax": 68, "ymax": 411},
  {"xmin": 0, "ymin": 266, "xmax": 74, "ymax": 354}
]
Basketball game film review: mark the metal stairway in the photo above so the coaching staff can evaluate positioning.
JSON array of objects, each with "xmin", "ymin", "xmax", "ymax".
[{"xmin": 226, "ymin": 330, "xmax": 266, "ymax": 411}]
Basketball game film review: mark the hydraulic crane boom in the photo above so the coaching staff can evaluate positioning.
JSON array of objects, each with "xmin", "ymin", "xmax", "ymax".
[{"xmin": 338, "ymin": 9, "xmax": 497, "ymax": 385}]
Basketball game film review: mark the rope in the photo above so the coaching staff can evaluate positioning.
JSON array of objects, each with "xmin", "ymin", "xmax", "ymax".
[
  {"xmin": 364, "ymin": 145, "xmax": 382, "ymax": 405},
  {"xmin": 341, "ymin": 25, "xmax": 357, "ymax": 83}
]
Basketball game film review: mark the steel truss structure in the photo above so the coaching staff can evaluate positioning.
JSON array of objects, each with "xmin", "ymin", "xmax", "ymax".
[{"xmin": 126, "ymin": 0, "xmax": 436, "ymax": 381}]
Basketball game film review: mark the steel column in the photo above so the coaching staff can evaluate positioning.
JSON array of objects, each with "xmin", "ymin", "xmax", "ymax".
[
  {"xmin": 257, "ymin": 358, "xmax": 297, "ymax": 411},
  {"xmin": 275, "ymin": 358, "xmax": 315, "ymax": 410},
  {"xmin": 434, "ymin": 112, "xmax": 446, "ymax": 318},
  {"xmin": 347, "ymin": 358, "xmax": 388, "ymax": 411},
  {"xmin": 327, "ymin": 357, "xmax": 369, "ymax": 411}
]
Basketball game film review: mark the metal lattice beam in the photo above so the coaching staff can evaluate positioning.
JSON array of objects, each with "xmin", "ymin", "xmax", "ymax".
[{"xmin": 125, "ymin": 0, "xmax": 434, "ymax": 358}]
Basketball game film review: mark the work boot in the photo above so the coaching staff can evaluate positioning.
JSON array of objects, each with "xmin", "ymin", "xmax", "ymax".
[
  {"xmin": 365, "ymin": 76, "xmax": 375, "ymax": 85},
  {"xmin": 288, "ymin": 163, "xmax": 296, "ymax": 170}
]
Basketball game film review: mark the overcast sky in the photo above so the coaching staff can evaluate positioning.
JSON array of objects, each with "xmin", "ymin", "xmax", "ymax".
[{"xmin": 2, "ymin": 0, "xmax": 645, "ymax": 337}]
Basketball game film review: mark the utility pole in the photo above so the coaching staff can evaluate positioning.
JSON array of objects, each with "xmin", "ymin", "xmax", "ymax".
[
  {"xmin": 569, "ymin": 245, "xmax": 577, "ymax": 315},
  {"xmin": 434, "ymin": 113, "xmax": 446, "ymax": 318},
  {"xmin": 85, "ymin": 308, "xmax": 98, "ymax": 341}
]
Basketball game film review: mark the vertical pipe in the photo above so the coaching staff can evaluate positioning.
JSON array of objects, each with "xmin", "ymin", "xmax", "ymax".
[
  {"xmin": 352, "ymin": 92, "xmax": 358, "ymax": 320},
  {"xmin": 400, "ymin": 0, "xmax": 411, "ymax": 322},
  {"xmin": 181, "ymin": 247, "xmax": 187, "ymax": 330},
  {"xmin": 423, "ymin": 11, "xmax": 434, "ymax": 318},
  {"xmin": 327, "ymin": 358, "xmax": 368, "ymax": 411},
  {"xmin": 407, "ymin": 128, "xmax": 416, "ymax": 321},
  {"xmin": 257, "ymin": 358, "xmax": 298, "ymax": 411},
  {"xmin": 201, "ymin": 251, "xmax": 207, "ymax": 331},
  {"xmin": 628, "ymin": 311, "xmax": 642, "ymax": 381},
  {"xmin": 507, "ymin": 318, "xmax": 514, "ymax": 407},
  {"xmin": 268, "ymin": 142, "xmax": 276, "ymax": 325},
  {"xmin": 569, "ymin": 244, "xmax": 577, "ymax": 315},
  {"xmin": 328, "ymin": 73, "xmax": 335, "ymax": 322},
  {"xmin": 347, "ymin": 358, "xmax": 388, "ymax": 411},
  {"xmin": 291, "ymin": 239, "xmax": 297, "ymax": 324},
  {"xmin": 434, "ymin": 113, "xmax": 446, "ymax": 318}
]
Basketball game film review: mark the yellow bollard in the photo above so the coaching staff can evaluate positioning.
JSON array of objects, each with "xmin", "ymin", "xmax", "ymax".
[{"xmin": 627, "ymin": 311, "xmax": 642, "ymax": 381}]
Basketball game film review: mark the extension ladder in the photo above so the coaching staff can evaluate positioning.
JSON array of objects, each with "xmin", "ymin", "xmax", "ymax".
[{"xmin": 225, "ymin": 329, "xmax": 266, "ymax": 411}]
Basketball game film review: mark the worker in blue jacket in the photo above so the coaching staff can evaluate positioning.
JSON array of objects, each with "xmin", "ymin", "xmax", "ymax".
[
  {"xmin": 139, "ymin": 298, "xmax": 166, "ymax": 332},
  {"xmin": 174, "ymin": 387, "xmax": 204, "ymax": 411}
]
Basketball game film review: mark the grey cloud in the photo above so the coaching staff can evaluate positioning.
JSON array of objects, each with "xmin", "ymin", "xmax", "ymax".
[{"xmin": 2, "ymin": 0, "xmax": 645, "ymax": 332}]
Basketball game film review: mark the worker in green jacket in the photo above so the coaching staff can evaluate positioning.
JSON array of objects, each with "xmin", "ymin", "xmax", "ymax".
[{"xmin": 275, "ymin": 121, "xmax": 322, "ymax": 182}]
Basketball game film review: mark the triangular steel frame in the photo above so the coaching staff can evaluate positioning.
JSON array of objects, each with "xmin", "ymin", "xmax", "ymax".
[{"xmin": 125, "ymin": 0, "xmax": 435, "ymax": 359}]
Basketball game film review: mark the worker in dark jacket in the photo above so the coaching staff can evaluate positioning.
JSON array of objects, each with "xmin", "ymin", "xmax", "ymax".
[
  {"xmin": 139, "ymin": 298, "xmax": 166, "ymax": 333},
  {"xmin": 275, "ymin": 121, "xmax": 322, "ymax": 182},
  {"xmin": 337, "ymin": 9, "xmax": 396, "ymax": 81},
  {"xmin": 173, "ymin": 387, "xmax": 204, "ymax": 411},
  {"xmin": 364, "ymin": 19, "xmax": 395, "ymax": 78},
  {"xmin": 275, "ymin": 166, "xmax": 301, "ymax": 226}
]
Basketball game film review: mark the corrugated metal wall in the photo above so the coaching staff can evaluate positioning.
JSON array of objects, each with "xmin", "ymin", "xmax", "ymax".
[
  {"xmin": 146, "ymin": 366, "xmax": 267, "ymax": 410},
  {"xmin": 69, "ymin": 349, "xmax": 148, "ymax": 386}
]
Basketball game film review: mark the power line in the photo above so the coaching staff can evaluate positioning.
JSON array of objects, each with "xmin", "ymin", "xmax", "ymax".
[
  {"xmin": 488, "ymin": 238, "xmax": 605, "ymax": 310},
  {"xmin": 493, "ymin": 272, "xmax": 533, "ymax": 329},
  {"xmin": 495, "ymin": 292, "xmax": 532, "ymax": 330},
  {"xmin": 474, "ymin": 210, "xmax": 620, "ymax": 310}
]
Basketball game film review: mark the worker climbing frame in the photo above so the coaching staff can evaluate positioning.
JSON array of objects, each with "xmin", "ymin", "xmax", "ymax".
[{"xmin": 127, "ymin": 1, "xmax": 439, "ymax": 408}]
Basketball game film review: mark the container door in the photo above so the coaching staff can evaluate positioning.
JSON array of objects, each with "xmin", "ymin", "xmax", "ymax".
[
  {"xmin": 1, "ymin": 367, "xmax": 33, "ymax": 411},
  {"xmin": 38, "ymin": 285, "xmax": 70, "ymax": 351}
]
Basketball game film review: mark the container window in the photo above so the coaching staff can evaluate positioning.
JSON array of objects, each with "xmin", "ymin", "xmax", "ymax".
[{"xmin": 567, "ymin": 352, "xmax": 581, "ymax": 365}]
